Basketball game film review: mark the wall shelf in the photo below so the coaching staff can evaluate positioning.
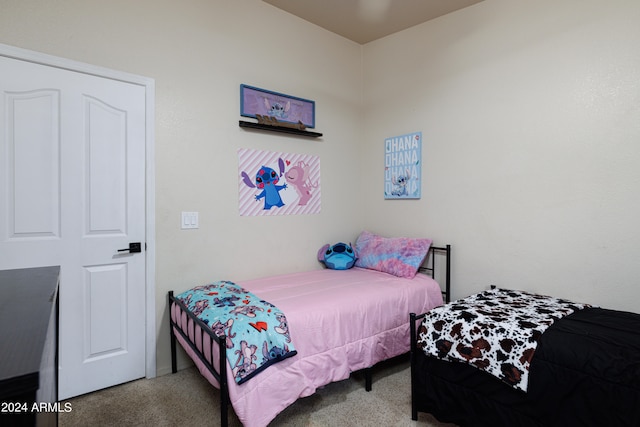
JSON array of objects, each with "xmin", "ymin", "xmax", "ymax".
[{"xmin": 239, "ymin": 120, "xmax": 323, "ymax": 138}]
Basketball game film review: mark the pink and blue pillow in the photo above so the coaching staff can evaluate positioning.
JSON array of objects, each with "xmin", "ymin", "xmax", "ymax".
[{"xmin": 354, "ymin": 230, "xmax": 432, "ymax": 279}]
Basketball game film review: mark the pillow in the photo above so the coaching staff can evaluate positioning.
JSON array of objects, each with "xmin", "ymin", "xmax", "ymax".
[
  {"xmin": 317, "ymin": 242, "xmax": 357, "ymax": 270},
  {"xmin": 354, "ymin": 231, "xmax": 432, "ymax": 278}
]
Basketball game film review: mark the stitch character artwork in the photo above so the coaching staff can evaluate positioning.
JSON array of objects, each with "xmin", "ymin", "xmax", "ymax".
[
  {"xmin": 264, "ymin": 98, "xmax": 290, "ymax": 119},
  {"xmin": 179, "ymin": 293, "xmax": 212, "ymax": 314},
  {"xmin": 391, "ymin": 169, "xmax": 411, "ymax": 197},
  {"xmin": 274, "ymin": 313, "xmax": 292, "ymax": 343},
  {"xmin": 233, "ymin": 340, "xmax": 258, "ymax": 381},
  {"xmin": 191, "ymin": 283, "xmax": 219, "ymax": 292},
  {"xmin": 230, "ymin": 305, "xmax": 265, "ymax": 318},
  {"xmin": 262, "ymin": 341, "xmax": 291, "ymax": 363},
  {"xmin": 241, "ymin": 158, "xmax": 288, "ymax": 210},
  {"xmin": 180, "ymin": 293, "xmax": 193, "ymax": 306},
  {"xmin": 191, "ymin": 299, "xmax": 209, "ymax": 317},
  {"xmin": 384, "ymin": 132, "xmax": 421, "ymax": 199},
  {"xmin": 210, "ymin": 319, "xmax": 236, "ymax": 349},
  {"xmin": 213, "ymin": 294, "xmax": 240, "ymax": 307},
  {"xmin": 284, "ymin": 161, "xmax": 317, "ymax": 206},
  {"xmin": 258, "ymin": 299, "xmax": 277, "ymax": 309},
  {"xmin": 225, "ymin": 285, "xmax": 250, "ymax": 295},
  {"xmin": 238, "ymin": 148, "xmax": 321, "ymax": 216}
]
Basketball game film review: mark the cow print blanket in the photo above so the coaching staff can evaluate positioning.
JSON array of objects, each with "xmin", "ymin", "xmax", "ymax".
[{"xmin": 416, "ymin": 288, "xmax": 591, "ymax": 392}]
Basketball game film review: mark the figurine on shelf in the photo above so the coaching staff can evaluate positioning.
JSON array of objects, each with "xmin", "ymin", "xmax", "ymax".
[{"xmin": 255, "ymin": 114, "xmax": 307, "ymax": 131}]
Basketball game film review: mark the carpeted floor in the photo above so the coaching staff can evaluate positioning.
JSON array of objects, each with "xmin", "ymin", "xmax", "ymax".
[{"xmin": 59, "ymin": 354, "xmax": 457, "ymax": 426}]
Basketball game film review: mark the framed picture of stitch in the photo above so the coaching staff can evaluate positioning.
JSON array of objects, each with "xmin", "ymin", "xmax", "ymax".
[{"xmin": 240, "ymin": 84, "xmax": 316, "ymax": 129}]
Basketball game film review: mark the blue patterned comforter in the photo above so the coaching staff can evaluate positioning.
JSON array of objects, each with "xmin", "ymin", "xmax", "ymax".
[{"xmin": 176, "ymin": 280, "xmax": 297, "ymax": 384}]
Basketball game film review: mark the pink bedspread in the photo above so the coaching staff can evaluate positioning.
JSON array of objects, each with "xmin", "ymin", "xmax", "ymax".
[{"xmin": 171, "ymin": 267, "xmax": 443, "ymax": 427}]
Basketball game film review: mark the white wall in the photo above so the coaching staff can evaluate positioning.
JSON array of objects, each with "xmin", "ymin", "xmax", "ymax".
[
  {"xmin": 0, "ymin": 0, "xmax": 364, "ymax": 375},
  {"xmin": 2, "ymin": 0, "xmax": 639, "ymax": 378},
  {"xmin": 362, "ymin": 0, "xmax": 640, "ymax": 312}
]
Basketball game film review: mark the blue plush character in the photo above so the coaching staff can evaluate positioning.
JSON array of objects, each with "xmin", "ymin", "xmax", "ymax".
[
  {"xmin": 317, "ymin": 242, "xmax": 357, "ymax": 270},
  {"xmin": 241, "ymin": 158, "xmax": 287, "ymax": 210}
]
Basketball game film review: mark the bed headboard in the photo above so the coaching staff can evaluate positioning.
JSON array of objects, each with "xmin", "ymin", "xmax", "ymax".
[{"xmin": 418, "ymin": 245, "xmax": 451, "ymax": 303}]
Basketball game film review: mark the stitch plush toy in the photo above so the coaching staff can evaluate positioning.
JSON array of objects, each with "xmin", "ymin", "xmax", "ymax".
[{"xmin": 317, "ymin": 242, "xmax": 357, "ymax": 270}]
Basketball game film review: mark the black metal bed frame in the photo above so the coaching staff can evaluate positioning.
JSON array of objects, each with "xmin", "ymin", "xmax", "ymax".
[
  {"xmin": 409, "ymin": 244, "xmax": 451, "ymax": 421},
  {"xmin": 169, "ymin": 292, "xmax": 231, "ymax": 426},
  {"xmin": 169, "ymin": 244, "xmax": 451, "ymax": 427},
  {"xmin": 419, "ymin": 244, "xmax": 451, "ymax": 304},
  {"xmin": 409, "ymin": 310, "xmax": 429, "ymax": 421}
]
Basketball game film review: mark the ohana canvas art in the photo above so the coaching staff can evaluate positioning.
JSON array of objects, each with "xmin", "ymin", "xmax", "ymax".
[
  {"xmin": 238, "ymin": 148, "xmax": 321, "ymax": 216},
  {"xmin": 384, "ymin": 132, "xmax": 422, "ymax": 199}
]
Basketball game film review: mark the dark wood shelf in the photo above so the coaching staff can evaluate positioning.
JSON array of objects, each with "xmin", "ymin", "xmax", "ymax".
[{"xmin": 239, "ymin": 120, "xmax": 323, "ymax": 138}]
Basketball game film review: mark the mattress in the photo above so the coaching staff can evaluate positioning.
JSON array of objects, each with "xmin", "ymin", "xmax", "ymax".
[{"xmin": 171, "ymin": 266, "xmax": 443, "ymax": 427}]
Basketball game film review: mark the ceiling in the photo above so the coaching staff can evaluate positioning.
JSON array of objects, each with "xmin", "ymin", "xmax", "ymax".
[{"xmin": 262, "ymin": 0, "xmax": 484, "ymax": 44}]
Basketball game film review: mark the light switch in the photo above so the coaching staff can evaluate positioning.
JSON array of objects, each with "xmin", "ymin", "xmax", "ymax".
[{"xmin": 181, "ymin": 211, "xmax": 199, "ymax": 229}]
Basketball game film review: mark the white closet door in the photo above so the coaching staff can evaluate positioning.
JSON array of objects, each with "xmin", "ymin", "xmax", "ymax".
[{"xmin": 0, "ymin": 54, "xmax": 147, "ymax": 399}]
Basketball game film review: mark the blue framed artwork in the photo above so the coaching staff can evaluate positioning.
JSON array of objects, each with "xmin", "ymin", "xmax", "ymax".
[
  {"xmin": 384, "ymin": 132, "xmax": 422, "ymax": 199},
  {"xmin": 240, "ymin": 84, "xmax": 316, "ymax": 129}
]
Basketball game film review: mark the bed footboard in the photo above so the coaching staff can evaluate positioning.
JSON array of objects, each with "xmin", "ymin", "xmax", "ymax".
[{"xmin": 168, "ymin": 291, "xmax": 230, "ymax": 427}]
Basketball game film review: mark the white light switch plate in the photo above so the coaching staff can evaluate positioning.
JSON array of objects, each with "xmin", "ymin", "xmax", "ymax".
[{"xmin": 181, "ymin": 211, "xmax": 199, "ymax": 229}]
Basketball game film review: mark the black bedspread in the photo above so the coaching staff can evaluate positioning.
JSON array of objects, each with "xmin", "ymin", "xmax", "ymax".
[{"xmin": 413, "ymin": 307, "xmax": 640, "ymax": 427}]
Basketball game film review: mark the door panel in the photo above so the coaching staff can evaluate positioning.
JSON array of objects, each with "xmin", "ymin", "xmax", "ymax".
[
  {"xmin": 0, "ymin": 54, "xmax": 147, "ymax": 399},
  {"xmin": 86, "ymin": 96, "xmax": 128, "ymax": 234},
  {"xmin": 6, "ymin": 89, "xmax": 60, "ymax": 239}
]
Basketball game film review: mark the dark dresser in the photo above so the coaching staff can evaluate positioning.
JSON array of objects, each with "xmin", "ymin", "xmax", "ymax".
[{"xmin": 0, "ymin": 266, "xmax": 60, "ymax": 427}]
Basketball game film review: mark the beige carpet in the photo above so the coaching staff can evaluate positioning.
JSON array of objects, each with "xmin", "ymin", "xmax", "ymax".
[{"xmin": 59, "ymin": 355, "xmax": 457, "ymax": 426}]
